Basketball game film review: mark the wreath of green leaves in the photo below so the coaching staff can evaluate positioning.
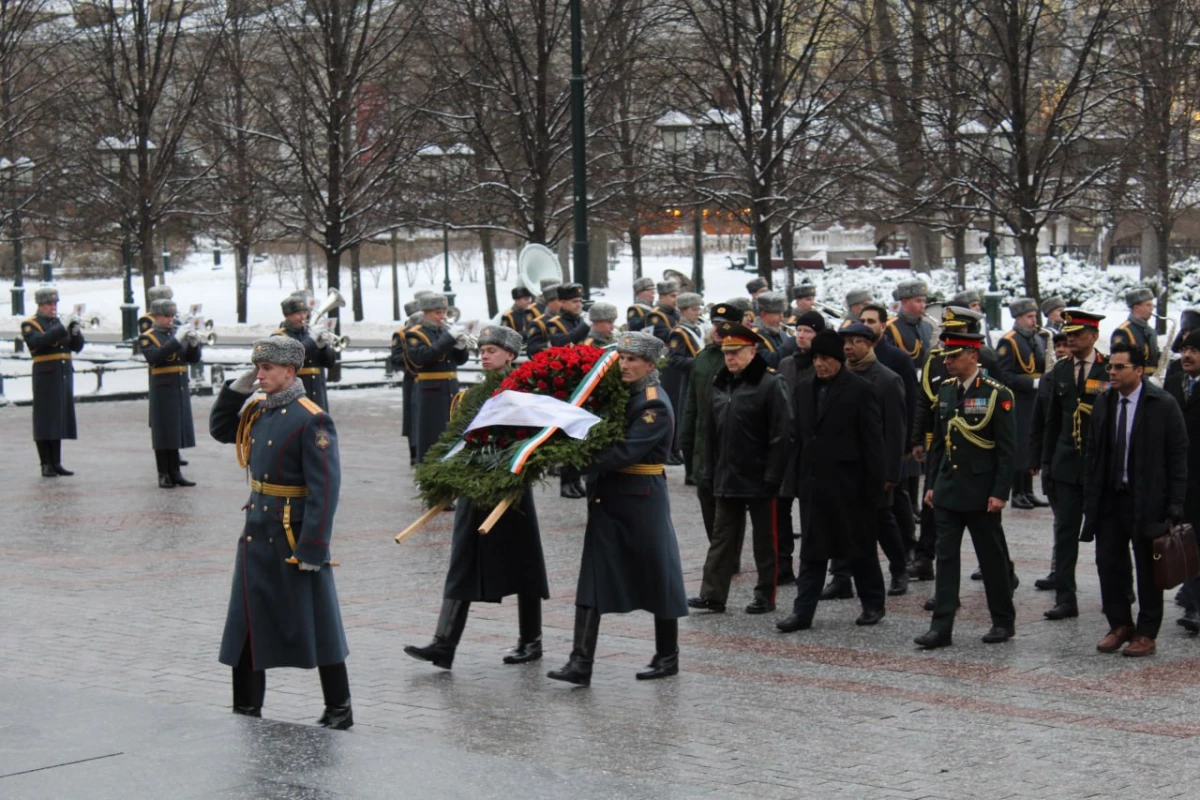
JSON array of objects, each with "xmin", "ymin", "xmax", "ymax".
[{"xmin": 414, "ymin": 365, "xmax": 630, "ymax": 509}]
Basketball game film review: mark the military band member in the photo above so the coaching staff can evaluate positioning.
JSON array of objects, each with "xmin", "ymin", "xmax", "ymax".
[
  {"xmin": 526, "ymin": 283, "xmax": 590, "ymax": 356},
  {"xmin": 1111, "ymin": 287, "xmax": 1161, "ymax": 377},
  {"xmin": 1031, "ymin": 309, "xmax": 1107, "ymax": 622},
  {"xmin": 209, "ymin": 335, "xmax": 352, "ymax": 729},
  {"xmin": 140, "ymin": 298, "xmax": 201, "ymax": 488},
  {"xmin": 582, "ymin": 302, "xmax": 618, "ymax": 347},
  {"xmin": 391, "ymin": 301, "xmax": 422, "ymax": 466},
  {"xmin": 787, "ymin": 283, "xmax": 816, "ymax": 322},
  {"xmin": 23, "ymin": 286, "xmax": 84, "ymax": 477},
  {"xmin": 886, "ymin": 279, "xmax": 934, "ymax": 370},
  {"xmin": 1042, "ymin": 296, "xmax": 1066, "ymax": 334},
  {"xmin": 996, "ymin": 297, "xmax": 1050, "ymax": 510},
  {"xmin": 137, "ymin": 284, "xmax": 173, "ymax": 336},
  {"xmin": 626, "ymin": 276, "xmax": 656, "ymax": 332},
  {"xmin": 533, "ymin": 281, "xmax": 561, "ymax": 322},
  {"xmin": 840, "ymin": 288, "xmax": 873, "ymax": 329},
  {"xmin": 753, "ymin": 291, "xmax": 791, "ymax": 368},
  {"xmin": 501, "ymin": 286, "xmax": 538, "ymax": 335},
  {"xmin": 405, "ymin": 293, "xmax": 470, "ymax": 462},
  {"xmin": 914, "ymin": 331, "xmax": 1017, "ymax": 649},
  {"xmin": 405, "ymin": 326, "xmax": 550, "ymax": 670},
  {"xmin": 664, "ymin": 292, "xmax": 705, "ymax": 469},
  {"xmin": 746, "ymin": 276, "xmax": 768, "ymax": 302},
  {"xmin": 647, "ymin": 280, "xmax": 681, "ymax": 342},
  {"xmin": 276, "ymin": 292, "xmax": 338, "ymax": 411}
]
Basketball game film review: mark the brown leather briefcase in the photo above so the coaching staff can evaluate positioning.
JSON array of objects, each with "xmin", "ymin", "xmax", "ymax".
[{"xmin": 1153, "ymin": 522, "xmax": 1200, "ymax": 591}]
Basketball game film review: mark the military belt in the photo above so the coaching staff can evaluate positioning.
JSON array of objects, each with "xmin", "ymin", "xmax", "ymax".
[
  {"xmin": 416, "ymin": 371, "xmax": 457, "ymax": 381},
  {"xmin": 32, "ymin": 353, "xmax": 72, "ymax": 363},
  {"xmin": 616, "ymin": 463, "xmax": 665, "ymax": 476},
  {"xmin": 150, "ymin": 365, "xmax": 188, "ymax": 375},
  {"xmin": 296, "ymin": 367, "xmax": 320, "ymax": 376},
  {"xmin": 250, "ymin": 480, "xmax": 310, "ymax": 498}
]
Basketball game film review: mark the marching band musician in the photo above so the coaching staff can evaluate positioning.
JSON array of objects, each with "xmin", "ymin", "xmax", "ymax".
[
  {"xmin": 996, "ymin": 298, "xmax": 1051, "ymax": 510},
  {"xmin": 745, "ymin": 277, "xmax": 768, "ymax": 325},
  {"xmin": 405, "ymin": 293, "xmax": 470, "ymax": 463},
  {"xmin": 548, "ymin": 331, "xmax": 689, "ymax": 686},
  {"xmin": 843, "ymin": 289, "xmax": 873, "ymax": 326},
  {"xmin": 276, "ymin": 292, "xmax": 338, "ymax": 411},
  {"xmin": 1111, "ymin": 287, "xmax": 1161, "ymax": 378},
  {"xmin": 753, "ymin": 291, "xmax": 792, "ymax": 368},
  {"xmin": 786, "ymin": 283, "xmax": 816, "ymax": 323},
  {"xmin": 647, "ymin": 279, "xmax": 681, "ymax": 342},
  {"xmin": 391, "ymin": 300, "xmax": 422, "ymax": 466},
  {"xmin": 582, "ymin": 302, "xmax": 619, "ymax": 347},
  {"xmin": 1042, "ymin": 296, "xmax": 1067, "ymax": 334},
  {"xmin": 886, "ymin": 279, "xmax": 934, "ymax": 371},
  {"xmin": 22, "ymin": 286, "xmax": 84, "ymax": 477},
  {"xmin": 663, "ymin": 292, "xmax": 705, "ymax": 470},
  {"xmin": 404, "ymin": 325, "xmax": 550, "ymax": 671},
  {"xmin": 500, "ymin": 285, "xmax": 538, "ymax": 335},
  {"xmin": 209, "ymin": 335, "xmax": 353, "ymax": 729},
  {"xmin": 140, "ymin": 297, "xmax": 202, "ymax": 488},
  {"xmin": 533, "ymin": 281, "xmax": 561, "ymax": 323},
  {"xmin": 525, "ymin": 282, "xmax": 590, "ymax": 356},
  {"xmin": 626, "ymin": 276, "xmax": 656, "ymax": 332},
  {"xmin": 137, "ymin": 284, "xmax": 173, "ymax": 336}
]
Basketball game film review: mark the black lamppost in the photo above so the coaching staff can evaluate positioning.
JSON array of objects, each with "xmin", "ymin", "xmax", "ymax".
[
  {"xmin": 98, "ymin": 137, "xmax": 139, "ymax": 341},
  {"xmin": 569, "ymin": 0, "xmax": 590, "ymax": 300},
  {"xmin": 4, "ymin": 156, "xmax": 33, "ymax": 320},
  {"xmin": 656, "ymin": 112, "xmax": 718, "ymax": 293},
  {"xmin": 418, "ymin": 143, "xmax": 473, "ymax": 307}
]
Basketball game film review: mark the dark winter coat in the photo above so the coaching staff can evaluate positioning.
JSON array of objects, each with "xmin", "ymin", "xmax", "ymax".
[
  {"xmin": 754, "ymin": 324, "xmax": 793, "ymax": 369},
  {"xmin": 874, "ymin": 338, "xmax": 918, "ymax": 445},
  {"xmin": 525, "ymin": 311, "xmax": 589, "ymax": 355},
  {"xmin": 1035, "ymin": 352, "xmax": 1109, "ymax": 486},
  {"xmin": 210, "ymin": 384, "xmax": 349, "ymax": 671},
  {"xmin": 848, "ymin": 358, "xmax": 906, "ymax": 503},
  {"xmin": 663, "ymin": 321, "xmax": 703, "ymax": 445},
  {"xmin": 647, "ymin": 305, "xmax": 681, "ymax": 343},
  {"xmin": 577, "ymin": 382, "xmax": 688, "ymax": 618},
  {"xmin": 702, "ymin": 355, "xmax": 792, "ymax": 498},
  {"xmin": 405, "ymin": 321, "xmax": 470, "ymax": 460},
  {"xmin": 884, "ymin": 313, "xmax": 934, "ymax": 370},
  {"xmin": 444, "ymin": 487, "xmax": 550, "ymax": 602},
  {"xmin": 22, "ymin": 314, "xmax": 84, "ymax": 440},
  {"xmin": 140, "ymin": 325, "xmax": 202, "ymax": 450},
  {"xmin": 277, "ymin": 322, "xmax": 338, "ymax": 411},
  {"xmin": 995, "ymin": 326, "xmax": 1048, "ymax": 469},
  {"xmin": 787, "ymin": 367, "xmax": 884, "ymax": 561},
  {"xmin": 1165, "ymin": 371, "xmax": 1200, "ymax": 532},
  {"xmin": 777, "ymin": 349, "xmax": 813, "ymax": 392},
  {"xmin": 679, "ymin": 343, "xmax": 724, "ymax": 479}
]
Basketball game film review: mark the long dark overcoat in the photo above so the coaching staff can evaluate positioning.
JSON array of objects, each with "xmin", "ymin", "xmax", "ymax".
[
  {"xmin": 444, "ymin": 488, "xmax": 550, "ymax": 602},
  {"xmin": 995, "ymin": 327, "xmax": 1047, "ymax": 470},
  {"xmin": 22, "ymin": 314, "xmax": 84, "ymax": 440},
  {"xmin": 210, "ymin": 384, "xmax": 349, "ymax": 671},
  {"xmin": 140, "ymin": 325, "xmax": 202, "ymax": 450},
  {"xmin": 405, "ymin": 321, "xmax": 469, "ymax": 460},
  {"xmin": 277, "ymin": 322, "xmax": 337, "ymax": 410}
]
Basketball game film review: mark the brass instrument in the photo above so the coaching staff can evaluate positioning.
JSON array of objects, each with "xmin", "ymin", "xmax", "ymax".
[
  {"xmin": 310, "ymin": 289, "xmax": 345, "ymax": 325},
  {"xmin": 1151, "ymin": 312, "xmax": 1176, "ymax": 383},
  {"xmin": 316, "ymin": 320, "xmax": 350, "ymax": 352},
  {"xmin": 663, "ymin": 268, "xmax": 695, "ymax": 294}
]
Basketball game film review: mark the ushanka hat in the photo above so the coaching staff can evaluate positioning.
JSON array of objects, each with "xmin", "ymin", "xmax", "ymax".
[
  {"xmin": 1125, "ymin": 286, "xmax": 1155, "ymax": 306},
  {"xmin": 251, "ymin": 334, "xmax": 305, "ymax": 368},
  {"xmin": 281, "ymin": 293, "xmax": 309, "ymax": 315},
  {"xmin": 615, "ymin": 330, "xmax": 663, "ymax": 362},
  {"xmin": 588, "ymin": 302, "xmax": 618, "ymax": 322},
  {"xmin": 34, "ymin": 286, "xmax": 60, "ymax": 304},
  {"xmin": 845, "ymin": 288, "xmax": 872, "ymax": 308},
  {"xmin": 746, "ymin": 277, "xmax": 767, "ymax": 295},
  {"xmin": 477, "ymin": 324, "xmax": 523, "ymax": 355},
  {"xmin": 790, "ymin": 283, "xmax": 816, "ymax": 301},
  {"xmin": 511, "ymin": 285, "xmax": 534, "ymax": 300},
  {"xmin": 656, "ymin": 279, "xmax": 680, "ymax": 296},
  {"xmin": 149, "ymin": 298, "xmax": 177, "ymax": 317},
  {"xmin": 893, "ymin": 279, "xmax": 928, "ymax": 301},
  {"xmin": 632, "ymin": 276, "xmax": 655, "ymax": 294},
  {"xmin": 558, "ymin": 283, "xmax": 584, "ymax": 301},
  {"xmin": 147, "ymin": 284, "xmax": 173, "ymax": 301},
  {"xmin": 755, "ymin": 292, "xmax": 787, "ymax": 314},
  {"xmin": 418, "ymin": 293, "xmax": 449, "ymax": 311},
  {"xmin": 677, "ymin": 292, "xmax": 703, "ymax": 310},
  {"xmin": 1041, "ymin": 295, "xmax": 1065, "ymax": 315},
  {"xmin": 1009, "ymin": 297, "xmax": 1038, "ymax": 317}
]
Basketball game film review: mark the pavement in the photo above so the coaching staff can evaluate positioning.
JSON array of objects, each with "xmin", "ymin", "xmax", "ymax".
[{"xmin": 4, "ymin": 389, "xmax": 1200, "ymax": 799}]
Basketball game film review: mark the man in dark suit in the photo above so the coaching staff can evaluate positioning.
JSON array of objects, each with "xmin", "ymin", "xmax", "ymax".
[
  {"xmin": 1165, "ymin": 330, "xmax": 1200, "ymax": 629},
  {"xmin": 1083, "ymin": 343, "xmax": 1188, "ymax": 657}
]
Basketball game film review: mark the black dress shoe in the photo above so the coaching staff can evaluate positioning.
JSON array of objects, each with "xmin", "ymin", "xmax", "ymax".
[
  {"xmin": 1177, "ymin": 609, "xmax": 1200, "ymax": 633},
  {"xmin": 1027, "ymin": 493, "xmax": 1050, "ymax": 507},
  {"xmin": 914, "ymin": 630, "xmax": 952, "ymax": 649},
  {"xmin": 855, "ymin": 608, "xmax": 886, "ymax": 626},
  {"xmin": 908, "ymin": 557, "xmax": 934, "ymax": 581},
  {"xmin": 179, "ymin": 458, "xmax": 189, "ymax": 466},
  {"xmin": 684, "ymin": 475, "xmax": 696, "ymax": 486},
  {"xmin": 665, "ymin": 452, "xmax": 684, "ymax": 466},
  {"xmin": 404, "ymin": 640, "xmax": 456, "ymax": 670},
  {"xmin": 776, "ymin": 613, "xmax": 812, "ymax": 633},
  {"xmin": 232, "ymin": 705, "xmax": 261, "ymax": 717},
  {"xmin": 158, "ymin": 472, "xmax": 176, "ymax": 489},
  {"xmin": 317, "ymin": 702, "xmax": 353, "ymax": 730},
  {"xmin": 170, "ymin": 473, "xmax": 196, "ymax": 487},
  {"xmin": 686, "ymin": 596, "xmax": 726, "ymax": 613},
  {"xmin": 744, "ymin": 598, "xmax": 775, "ymax": 614},
  {"xmin": 820, "ymin": 580, "xmax": 854, "ymax": 600},
  {"xmin": 1010, "ymin": 570, "xmax": 1020, "ymax": 591},
  {"xmin": 981, "ymin": 625, "xmax": 1015, "ymax": 643},
  {"xmin": 635, "ymin": 649, "xmax": 679, "ymax": 680},
  {"xmin": 777, "ymin": 568, "xmax": 797, "ymax": 585},
  {"xmin": 559, "ymin": 480, "xmax": 587, "ymax": 499},
  {"xmin": 502, "ymin": 639, "xmax": 543, "ymax": 664},
  {"xmin": 1010, "ymin": 493, "xmax": 1035, "ymax": 510},
  {"xmin": 53, "ymin": 464, "xmax": 74, "ymax": 476},
  {"xmin": 888, "ymin": 573, "xmax": 909, "ymax": 596},
  {"xmin": 970, "ymin": 568, "xmax": 983, "ymax": 581},
  {"xmin": 41, "ymin": 464, "xmax": 58, "ymax": 478},
  {"xmin": 924, "ymin": 596, "xmax": 961, "ymax": 612},
  {"xmin": 1034, "ymin": 573, "xmax": 1057, "ymax": 591},
  {"xmin": 1043, "ymin": 604, "xmax": 1079, "ymax": 620}
]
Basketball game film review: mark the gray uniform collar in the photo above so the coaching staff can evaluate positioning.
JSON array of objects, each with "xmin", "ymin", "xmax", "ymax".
[
  {"xmin": 628, "ymin": 371, "xmax": 661, "ymax": 394},
  {"xmin": 1127, "ymin": 314, "xmax": 1149, "ymax": 331},
  {"xmin": 265, "ymin": 378, "xmax": 306, "ymax": 409}
]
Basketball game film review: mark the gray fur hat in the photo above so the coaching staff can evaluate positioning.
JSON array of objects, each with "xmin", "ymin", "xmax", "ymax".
[
  {"xmin": 615, "ymin": 330, "xmax": 663, "ymax": 362},
  {"xmin": 414, "ymin": 290, "xmax": 436, "ymax": 300},
  {"xmin": 403, "ymin": 300, "xmax": 418, "ymax": 317},
  {"xmin": 588, "ymin": 302, "xmax": 618, "ymax": 322},
  {"xmin": 149, "ymin": 298, "xmax": 177, "ymax": 317},
  {"xmin": 251, "ymin": 334, "xmax": 305, "ymax": 368},
  {"xmin": 951, "ymin": 290, "xmax": 981, "ymax": 307},
  {"xmin": 147, "ymin": 284, "xmax": 173, "ymax": 302},
  {"xmin": 677, "ymin": 292, "xmax": 703, "ymax": 310},
  {"xmin": 727, "ymin": 297, "xmax": 751, "ymax": 311},
  {"xmin": 893, "ymin": 279, "xmax": 928, "ymax": 301},
  {"xmin": 542, "ymin": 284, "xmax": 561, "ymax": 303},
  {"xmin": 418, "ymin": 293, "xmax": 448, "ymax": 312},
  {"xmin": 632, "ymin": 276, "xmax": 655, "ymax": 294},
  {"xmin": 34, "ymin": 286, "xmax": 60, "ymax": 305},
  {"xmin": 539, "ymin": 277, "xmax": 561, "ymax": 291},
  {"xmin": 845, "ymin": 288, "xmax": 872, "ymax": 308},
  {"xmin": 756, "ymin": 291, "xmax": 787, "ymax": 314},
  {"xmin": 1126, "ymin": 286, "xmax": 1155, "ymax": 306},
  {"xmin": 1041, "ymin": 295, "xmax": 1066, "ymax": 315},
  {"xmin": 656, "ymin": 279, "xmax": 680, "ymax": 296},
  {"xmin": 1009, "ymin": 297, "xmax": 1038, "ymax": 317},
  {"xmin": 477, "ymin": 324, "xmax": 523, "ymax": 355},
  {"xmin": 746, "ymin": 277, "xmax": 767, "ymax": 294},
  {"xmin": 281, "ymin": 293, "xmax": 309, "ymax": 315},
  {"xmin": 790, "ymin": 283, "xmax": 816, "ymax": 300}
]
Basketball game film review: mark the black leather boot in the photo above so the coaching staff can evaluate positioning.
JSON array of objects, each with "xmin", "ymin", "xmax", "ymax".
[
  {"xmin": 168, "ymin": 450, "xmax": 196, "ymax": 487},
  {"xmin": 317, "ymin": 662, "xmax": 353, "ymax": 730},
  {"xmin": 503, "ymin": 595, "xmax": 543, "ymax": 664},
  {"xmin": 155, "ymin": 451, "xmax": 175, "ymax": 488},
  {"xmin": 404, "ymin": 599, "xmax": 470, "ymax": 669},
  {"xmin": 547, "ymin": 606, "xmax": 600, "ymax": 686},
  {"xmin": 37, "ymin": 441, "xmax": 56, "ymax": 477},
  {"xmin": 50, "ymin": 440, "xmax": 73, "ymax": 476},
  {"xmin": 636, "ymin": 618, "xmax": 679, "ymax": 680},
  {"xmin": 232, "ymin": 644, "xmax": 265, "ymax": 717}
]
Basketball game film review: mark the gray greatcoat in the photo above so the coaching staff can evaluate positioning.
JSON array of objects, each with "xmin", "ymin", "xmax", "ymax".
[
  {"xmin": 22, "ymin": 314, "xmax": 84, "ymax": 440},
  {"xmin": 140, "ymin": 325, "xmax": 202, "ymax": 450},
  {"xmin": 210, "ymin": 384, "xmax": 350, "ymax": 671},
  {"xmin": 444, "ymin": 488, "xmax": 550, "ymax": 603},
  {"xmin": 405, "ymin": 321, "xmax": 469, "ymax": 460},
  {"xmin": 277, "ymin": 321, "xmax": 338, "ymax": 411}
]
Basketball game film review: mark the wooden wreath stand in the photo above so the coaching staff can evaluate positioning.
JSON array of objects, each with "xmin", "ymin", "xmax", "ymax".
[{"xmin": 394, "ymin": 496, "xmax": 515, "ymax": 544}]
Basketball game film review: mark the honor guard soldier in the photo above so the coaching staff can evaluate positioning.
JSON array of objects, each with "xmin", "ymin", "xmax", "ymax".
[
  {"xmin": 140, "ymin": 298, "xmax": 202, "ymax": 488},
  {"xmin": 405, "ymin": 325, "xmax": 550, "ymax": 670},
  {"xmin": 664, "ymin": 292, "xmax": 705, "ymax": 469},
  {"xmin": 914, "ymin": 330, "xmax": 1017, "ymax": 649},
  {"xmin": 886, "ymin": 279, "xmax": 934, "ymax": 370},
  {"xmin": 23, "ymin": 286, "xmax": 84, "ymax": 476},
  {"xmin": 137, "ymin": 284, "xmax": 173, "ymax": 336},
  {"xmin": 548, "ymin": 331, "xmax": 689, "ymax": 685},
  {"xmin": 390, "ymin": 300, "xmax": 422, "ymax": 466},
  {"xmin": 582, "ymin": 302, "xmax": 619, "ymax": 347},
  {"xmin": 533, "ymin": 280, "xmax": 561, "ymax": 322},
  {"xmin": 500, "ymin": 285, "xmax": 538, "ymax": 335},
  {"xmin": 787, "ymin": 282, "xmax": 817, "ymax": 324},
  {"xmin": 744, "ymin": 277, "xmax": 768, "ymax": 324},
  {"xmin": 646, "ymin": 280, "xmax": 681, "ymax": 342},
  {"xmin": 526, "ymin": 283, "xmax": 590, "ymax": 356},
  {"xmin": 843, "ymin": 288, "xmax": 873, "ymax": 326},
  {"xmin": 276, "ymin": 292, "xmax": 338, "ymax": 411},
  {"xmin": 209, "ymin": 335, "xmax": 353, "ymax": 729},
  {"xmin": 753, "ymin": 291, "xmax": 791, "ymax": 368},
  {"xmin": 1111, "ymin": 287, "xmax": 1161, "ymax": 377},
  {"xmin": 1031, "ymin": 309, "xmax": 1107, "ymax": 622},
  {"xmin": 626, "ymin": 276, "xmax": 656, "ymax": 332},
  {"xmin": 996, "ymin": 297, "xmax": 1050, "ymax": 510},
  {"xmin": 1042, "ymin": 295, "xmax": 1066, "ymax": 334},
  {"xmin": 406, "ymin": 293, "xmax": 470, "ymax": 463}
]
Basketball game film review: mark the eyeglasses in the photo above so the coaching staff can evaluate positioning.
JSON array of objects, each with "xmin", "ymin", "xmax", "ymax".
[{"xmin": 1104, "ymin": 363, "xmax": 1134, "ymax": 372}]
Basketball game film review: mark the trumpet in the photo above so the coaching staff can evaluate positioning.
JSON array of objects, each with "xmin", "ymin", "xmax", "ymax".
[
  {"xmin": 1151, "ymin": 312, "xmax": 1177, "ymax": 380},
  {"xmin": 317, "ymin": 328, "xmax": 350, "ymax": 352}
]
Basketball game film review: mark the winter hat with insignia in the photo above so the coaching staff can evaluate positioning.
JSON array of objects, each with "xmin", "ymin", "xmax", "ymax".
[
  {"xmin": 588, "ymin": 302, "xmax": 618, "ymax": 322},
  {"xmin": 893, "ymin": 279, "xmax": 928, "ymax": 301},
  {"xmin": 616, "ymin": 330, "xmax": 664, "ymax": 362},
  {"xmin": 845, "ymin": 288, "xmax": 872, "ymax": 308},
  {"xmin": 477, "ymin": 324, "xmax": 523, "ymax": 355},
  {"xmin": 558, "ymin": 283, "xmax": 584, "ymax": 301},
  {"xmin": 632, "ymin": 276, "xmax": 655, "ymax": 294},
  {"xmin": 1041, "ymin": 295, "xmax": 1066, "ymax": 315},
  {"xmin": 677, "ymin": 292, "xmax": 703, "ymax": 310},
  {"xmin": 149, "ymin": 298, "xmax": 177, "ymax": 317},
  {"xmin": 656, "ymin": 279, "xmax": 680, "ymax": 296},
  {"xmin": 746, "ymin": 277, "xmax": 767, "ymax": 295},
  {"xmin": 542, "ymin": 284, "xmax": 561, "ymax": 303},
  {"xmin": 34, "ymin": 286, "xmax": 60, "ymax": 305},
  {"xmin": 790, "ymin": 283, "xmax": 817, "ymax": 301},
  {"xmin": 1125, "ymin": 286, "xmax": 1155, "ymax": 306},
  {"xmin": 418, "ymin": 293, "xmax": 449, "ymax": 311},
  {"xmin": 715, "ymin": 321, "xmax": 764, "ymax": 351},
  {"xmin": 511, "ymin": 285, "xmax": 534, "ymax": 300},
  {"xmin": 251, "ymin": 334, "xmax": 305, "ymax": 368},
  {"xmin": 147, "ymin": 284, "xmax": 173, "ymax": 302},
  {"xmin": 1009, "ymin": 297, "xmax": 1038, "ymax": 317},
  {"xmin": 281, "ymin": 292, "xmax": 309, "ymax": 315},
  {"xmin": 756, "ymin": 292, "xmax": 787, "ymax": 314}
]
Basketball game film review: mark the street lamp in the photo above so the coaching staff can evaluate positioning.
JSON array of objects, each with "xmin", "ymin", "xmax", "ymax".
[
  {"xmin": 3, "ymin": 156, "xmax": 33, "ymax": 321},
  {"xmin": 417, "ymin": 143, "xmax": 473, "ymax": 307},
  {"xmin": 656, "ymin": 112, "xmax": 708, "ymax": 293},
  {"xmin": 97, "ymin": 137, "xmax": 139, "ymax": 341}
]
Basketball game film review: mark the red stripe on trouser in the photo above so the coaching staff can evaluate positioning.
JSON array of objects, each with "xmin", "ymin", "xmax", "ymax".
[{"xmin": 770, "ymin": 499, "xmax": 779, "ymax": 605}]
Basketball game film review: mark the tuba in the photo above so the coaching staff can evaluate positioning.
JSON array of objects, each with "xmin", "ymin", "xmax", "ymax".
[
  {"xmin": 517, "ymin": 243, "xmax": 565, "ymax": 292},
  {"xmin": 311, "ymin": 289, "xmax": 346, "ymax": 325},
  {"xmin": 663, "ymin": 268, "xmax": 695, "ymax": 294}
]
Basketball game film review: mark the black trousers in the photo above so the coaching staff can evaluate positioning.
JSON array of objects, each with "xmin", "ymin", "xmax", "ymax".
[
  {"xmin": 916, "ymin": 478, "xmax": 937, "ymax": 561},
  {"xmin": 893, "ymin": 482, "xmax": 916, "ymax": 552},
  {"xmin": 1051, "ymin": 480, "xmax": 1085, "ymax": 608},
  {"xmin": 832, "ymin": 506, "xmax": 907, "ymax": 580},
  {"xmin": 930, "ymin": 507, "xmax": 1015, "ymax": 636},
  {"xmin": 1096, "ymin": 491, "xmax": 1163, "ymax": 638},
  {"xmin": 793, "ymin": 556, "xmax": 885, "ymax": 620},
  {"xmin": 776, "ymin": 496, "xmax": 795, "ymax": 566},
  {"xmin": 232, "ymin": 640, "xmax": 350, "ymax": 710},
  {"xmin": 35, "ymin": 439, "xmax": 61, "ymax": 465},
  {"xmin": 699, "ymin": 497, "xmax": 777, "ymax": 604}
]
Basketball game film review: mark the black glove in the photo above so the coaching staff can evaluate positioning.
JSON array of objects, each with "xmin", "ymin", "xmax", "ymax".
[{"xmin": 1079, "ymin": 516, "xmax": 1096, "ymax": 543}]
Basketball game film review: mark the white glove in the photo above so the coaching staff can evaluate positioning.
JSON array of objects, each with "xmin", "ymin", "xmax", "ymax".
[
  {"xmin": 230, "ymin": 368, "xmax": 259, "ymax": 394},
  {"xmin": 298, "ymin": 561, "xmax": 322, "ymax": 572},
  {"xmin": 185, "ymin": 329, "xmax": 202, "ymax": 347},
  {"xmin": 454, "ymin": 333, "xmax": 470, "ymax": 350},
  {"xmin": 1031, "ymin": 377, "xmax": 1039, "ymax": 389},
  {"xmin": 316, "ymin": 330, "xmax": 334, "ymax": 349},
  {"xmin": 172, "ymin": 328, "xmax": 188, "ymax": 345}
]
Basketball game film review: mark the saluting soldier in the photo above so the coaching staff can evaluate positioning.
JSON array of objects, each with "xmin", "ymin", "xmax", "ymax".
[
  {"xmin": 137, "ymin": 284, "xmax": 173, "ymax": 336},
  {"xmin": 646, "ymin": 280, "xmax": 681, "ymax": 342},
  {"xmin": 548, "ymin": 331, "xmax": 689, "ymax": 686},
  {"xmin": 276, "ymin": 292, "xmax": 338, "ymax": 411},
  {"xmin": 914, "ymin": 330, "xmax": 1017, "ymax": 649},
  {"xmin": 996, "ymin": 297, "xmax": 1050, "ymax": 510},
  {"xmin": 1031, "ymin": 309, "xmax": 1108, "ymax": 622},
  {"xmin": 582, "ymin": 302, "xmax": 619, "ymax": 347},
  {"xmin": 753, "ymin": 291, "xmax": 791, "ymax": 368},
  {"xmin": 626, "ymin": 276, "xmax": 656, "ymax": 332},
  {"xmin": 663, "ymin": 292, "xmax": 705, "ymax": 469},
  {"xmin": 23, "ymin": 286, "xmax": 84, "ymax": 477},
  {"xmin": 525, "ymin": 282, "xmax": 590, "ymax": 356},
  {"xmin": 209, "ymin": 335, "xmax": 353, "ymax": 729},
  {"xmin": 405, "ymin": 325, "xmax": 550, "ymax": 670},
  {"xmin": 140, "ymin": 298, "xmax": 201, "ymax": 488},
  {"xmin": 391, "ymin": 301, "xmax": 422, "ymax": 466},
  {"xmin": 1111, "ymin": 287, "xmax": 1161, "ymax": 377},
  {"xmin": 500, "ymin": 285, "xmax": 538, "ymax": 335},
  {"xmin": 406, "ymin": 293, "xmax": 470, "ymax": 463},
  {"xmin": 885, "ymin": 279, "xmax": 934, "ymax": 371}
]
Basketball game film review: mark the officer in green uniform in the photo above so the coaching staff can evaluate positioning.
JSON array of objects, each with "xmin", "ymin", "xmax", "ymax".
[
  {"xmin": 405, "ymin": 293, "xmax": 470, "ymax": 462},
  {"xmin": 23, "ymin": 286, "xmax": 85, "ymax": 476},
  {"xmin": 626, "ymin": 276, "xmax": 656, "ymax": 332},
  {"xmin": 1111, "ymin": 287, "xmax": 1160, "ymax": 378},
  {"xmin": 914, "ymin": 331, "xmax": 1017, "ymax": 649},
  {"xmin": 1032, "ymin": 309, "xmax": 1108, "ymax": 621},
  {"xmin": 647, "ymin": 280, "xmax": 681, "ymax": 343},
  {"xmin": 581, "ymin": 302, "xmax": 618, "ymax": 347},
  {"xmin": 140, "ymin": 298, "xmax": 202, "ymax": 488},
  {"xmin": 276, "ymin": 292, "xmax": 338, "ymax": 411}
]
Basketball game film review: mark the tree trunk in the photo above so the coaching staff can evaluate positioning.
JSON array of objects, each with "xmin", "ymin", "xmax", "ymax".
[
  {"xmin": 350, "ymin": 245, "xmax": 364, "ymax": 322},
  {"xmin": 1140, "ymin": 225, "xmax": 1160, "ymax": 282},
  {"xmin": 952, "ymin": 229, "xmax": 967, "ymax": 289},
  {"xmin": 589, "ymin": 228, "xmax": 609, "ymax": 289},
  {"xmin": 755, "ymin": 219, "xmax": 772, "ymax": 288},
  {"xmin": 324, "ymin": 248, "xmax": 341, "ymax": 331},
  {"xmin": 779, "ymin": 222, "xmax": 795, "ymax": 297},
  {"xmin": 629, "ymin": 226, "xmax": 642, "ymax": 279},
  {"xmin": 304, "ymin": 238, "xmax": 314, "ymax": 290},
  {"xmin": 480, "ymin": 228, "xmax": 498, "ymax": 318},
  {"xmin": 905, "ymin": 222, "xmax": 931, "ymax": 273},
  {"xmin": 139, "ymin": 218, "xmax": 156, "ymax": 304},
  {"xmin": 1019, "ymin": 233, "xmax": 1040, "ymax": 302},
  {"xmin": 236, "ymin": 243, "xmax": 250, "ymax": 324},
  {"xmin": 1155, "ymin": 223, "xmax": 1171, "ymax": 335}
]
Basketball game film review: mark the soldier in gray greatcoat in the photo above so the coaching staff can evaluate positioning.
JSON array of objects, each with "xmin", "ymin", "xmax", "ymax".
[
  {"xmin": 210, "ymin": 335, "xmax": 352, "ymax": 729},
  {"xmin": 547, "ymin": 331, "xmax": 689, "ymax": 687},
  {"xmin": 391, "ymin": 301, "xmax": 422, "ymax": 465},
  {"xmin": 581, "ymin": 302, "xmax": 619, "ymax": 348},
  {"xmin": 139, "ymin": 298, "xmax": 202, "ymax": 488},
  {"xmin": 1111, "ymin": 286, "xmax": 1162, "ymax": 378},
  {"xmin": 276, "ymin": 292, "xmax": 338, "ymax": 410},
  {"xmin": 137, "ymin": 284, "xmax": 173, "ymax": 337},
  {"xmin": 22, "ymin": 286, "xmax": 85, "ymax": 477},
  {"xmin": 405, "ymin": 293, "xmax": 470, "ymax": 462},
  {"xmin": 626, "ymin": 276, "xmax": 656, "ymax": 332}
]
